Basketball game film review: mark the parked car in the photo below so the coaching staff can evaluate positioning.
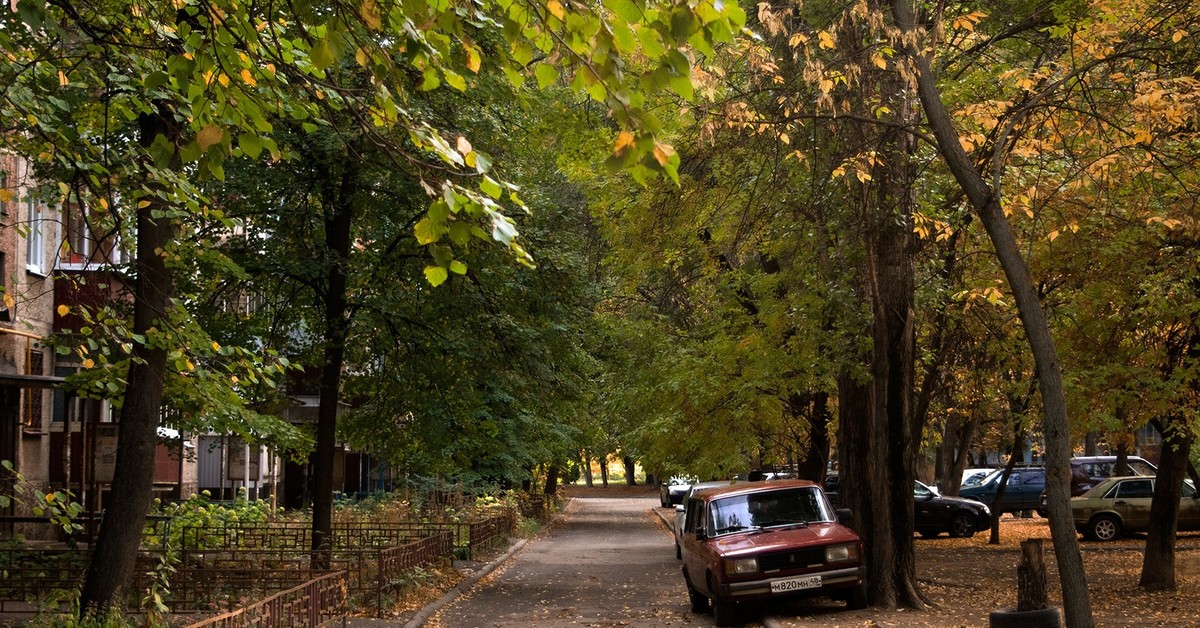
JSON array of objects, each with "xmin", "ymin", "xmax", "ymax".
[
  {"xmin": 677, "ymin": 480, "xmax": 867, "ymax": 626},
  {"xmin": 958, "ymin": 466, "xmax": 1046, "ymax": 514},
  {"xmin": 661, "ymin": 476, "xmax": 696, "ymax": 507},
  {"xmin": 960, "ymin": 468, "xmax": 997, "ymax": 488},
  {"xmin": 914, "ymin": 480, "xmax": 992, "ymax": 538},
  {"xmin": 675, "ymin": 480, "xmax": 735, "ymax": 559},
  {"xmin": 1067, "ymin": 455, "xmax": 1157, "ymax": 496},
  {"xmin": 1072, "ymin": 475, "xmax": 1200, "ymax": 541}
]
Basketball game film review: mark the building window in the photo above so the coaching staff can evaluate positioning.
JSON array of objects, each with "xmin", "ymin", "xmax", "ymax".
[
  {"xmin": 25, "ymin": 199, "xmax": 46, "ymax": 274},
  {"xmin": 23, "ymin": 350, "xmax": 45, "ymax": 428}
]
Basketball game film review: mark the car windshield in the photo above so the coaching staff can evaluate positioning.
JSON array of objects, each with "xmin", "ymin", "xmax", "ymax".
[
  {"xmin": 962, "ymin": 471, "xmax": 992, "ymax": 487},
  {"xmin": 707, "ymin": 487, "xmax": 833, "ymax": 535}
]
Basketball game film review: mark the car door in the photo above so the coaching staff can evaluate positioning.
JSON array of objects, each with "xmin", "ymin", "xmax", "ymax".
[
  {"xmin": 913, "ymin": 482, "xmax": 946, "ymax": 531},
  {"xmin": 1016, "ymin": 469, "xmax": 1046, "ymax": 511},
  {"xmin": 1113, "ymin": 478, "xmax": 1155, "ymax": 531},
  {"xmin": 1177, "ymin": 482, "xmax": 1200, "ymax": 532},
  {"xmin": 680, "ymin": 497, "xmax": 711, "ymax": 586}
]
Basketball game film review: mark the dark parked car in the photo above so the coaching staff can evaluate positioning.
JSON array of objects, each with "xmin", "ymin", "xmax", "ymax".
[
  {"xmin": 914, "ymin": 481, "xmax": 992, "ymax": 538},
  {"xmin": 1072, "ymin": 476, "xmax": 1200, "ymax": 541},
  {"xmin": 678, "ymin": 480, "xmax": 867, "ymax": 626},
  {"xmin": 958, "ymin": 466, "xmax": 1046, "ymax": 514}
]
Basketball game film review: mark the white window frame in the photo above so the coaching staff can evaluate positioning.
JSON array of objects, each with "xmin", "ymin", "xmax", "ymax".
[{"xmin": 25, "ymin": 199, "xmax": 46, "ymax": 275}]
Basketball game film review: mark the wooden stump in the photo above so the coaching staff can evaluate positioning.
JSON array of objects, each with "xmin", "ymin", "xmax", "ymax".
[{"xmin": 1017, "ymin": 538, "xmax": 1048, "ymax": 611}]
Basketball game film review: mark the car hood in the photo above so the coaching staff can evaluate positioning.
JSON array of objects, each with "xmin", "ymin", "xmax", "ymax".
[
  {"xmin": 932, "ymin": 494, "xmax": 988, "ymax": 510},
  {"xmin": 709, "ymin": 523, "xmax": 860, "ymax": 557}
]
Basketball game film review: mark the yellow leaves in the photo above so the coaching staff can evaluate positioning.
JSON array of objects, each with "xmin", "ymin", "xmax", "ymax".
[
  {"xmin": 82, "ymin": 358, "xmax": 95, "ymax": 369},
  {"xmin": 196, "ymin": 125, "xmax": 224, "ymax": 150},
  {"xmin": 2, "ymin": 293, "xmax": 13, "ymax": 310},
  {"xmin": 546, "ymin": 0, "xmax": 565, "ymax": 20},
  {"xmin": 870, "ymin": 53, "xmax": 887, "ymax": 70},
  {"xmin": 57, "ymin": 70, "xmax": 69, "ymax": 87},
  {"xmin": 217, "ymin": 73, "xmax": 230, "ymax": 87},
  {"xmin": 465, "ymin": 45, "xmax": 482, "ymax": 73},
  {"xmin": 56, "ymin": 304, "xmax": 69, "ymax": 317},
  {"xmin": 788, "ymin": 33, "xmax": 809, "ymax": 48},
  {"xmin": 1147, "ymin": 216, "xmax": 1183, "ymax": 230},
  {"xmin": 951, "ymin": 11, "xmax": 987, "ymax": 32},
  {"xmin": 360, "ymin": 0, "xmax": 382, "ymax": 30},
  {"xmin": 957, "ymin": 285, "xmax": 1008, "ymax": 310},
  {"xmin": 212, "ymin": 341, "xmax": 222, "ymax": 352},
  {"xmin": 652, "ymin": 141, "xmax": 676, "ymax": 167},
  {"xmin": 613, "ymin": 131, "xmax": 635, "ymax": 157},
  {"xmin": 1172, "ymin": 30, "xmax": 1184, "ymax": 43},
  {"xmin": 913, "ymin": 212, "xmax": 954, "ymax": 242},
  {"xmin": 355, "ymin": 48, "xmax": 370, "ymax": 67},
  {"xmin": 817, "ymin": 30, "xmax": 836, "ymax": 50},
  {"xmin": 240, "ymin": 68, "xmax": 256, "ymax": 87}
]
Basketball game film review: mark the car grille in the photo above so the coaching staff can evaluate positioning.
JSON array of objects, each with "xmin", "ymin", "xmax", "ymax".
[{"xmin": 759, "ymin": 547, "xmax": 827, "ymax": 573}]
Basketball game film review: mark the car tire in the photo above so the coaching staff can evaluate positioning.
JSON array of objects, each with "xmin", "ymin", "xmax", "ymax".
[
  {"xmin": 918, "ymin": 529, "xmax": 939, "ymax": 539},
  {"xmin": 846, "ymin": 581, "xmax": 869, "ymax": 610},
  {"xmin": 687, "ymin": 579, "xmax": 709, "ymax": 613},
  {"xmin": 1036, "ymin": 508, "xmax": 1048, "ymax": 518},
  {"xmin": 1089, "ymin": 514, "xmax": 1121, "ymax": 542},
  {"xmin": 708, "ymin": 574, "xmax": 738, "ymax": 626},
  {"xmin": 949, "ymin": 512, "xmax": 977, "ymax": 538}
]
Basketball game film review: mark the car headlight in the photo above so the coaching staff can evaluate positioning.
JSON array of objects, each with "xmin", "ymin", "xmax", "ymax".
[
  {"xmin": 826, "ymin": 544, "xmax": 859, "ymax": 563},
  {"xmin": 724, "ymin": 558, "xmax": 758, "ymax": 575}
]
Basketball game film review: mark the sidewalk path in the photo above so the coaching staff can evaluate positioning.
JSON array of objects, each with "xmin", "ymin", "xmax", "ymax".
[{"xmin": 426, "ymin": 494, "xmax": 717, "ymax": 627}]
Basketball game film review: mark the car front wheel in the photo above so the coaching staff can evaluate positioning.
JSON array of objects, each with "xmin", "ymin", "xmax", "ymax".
[
  {"xmin": 1089, "ymin": 514, "xmax": 1122, "ymax": 541},
  {"xmin": 949, "ymin": 512, "xmax": 977, "ymax": 538},
  {"xmin": 686, "ymin": 579, "xmax": 709, "ymax": 613},
  {"xmin": 708, "ymin": 574, "xmax": 738, "ymax": 627}
]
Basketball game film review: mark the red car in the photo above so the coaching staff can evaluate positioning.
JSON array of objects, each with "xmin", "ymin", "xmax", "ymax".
[{"xmin": 678, "ymin": 479, "xmax": 867, "ymax": 626}]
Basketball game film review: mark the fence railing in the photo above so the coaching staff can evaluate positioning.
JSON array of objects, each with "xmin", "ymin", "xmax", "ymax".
[{"xmin": 182, "ymin": 570, "xmax": 347, "ymax": 628}]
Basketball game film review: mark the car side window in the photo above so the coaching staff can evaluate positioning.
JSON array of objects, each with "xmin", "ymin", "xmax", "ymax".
[
  {"xmin": 684, "ymin": 500, "xmax": 705, "ymax": 534},
  {"xmin": 1185, "ymin": 483, "xmax": 1197, "ymax": 499},
  {"xmin": 1117, "ymin": 479, "xmax": 1154, "ymax": 498},
  {"xmin": 1023, "ymin": 470, "xmax": 1045, "ymax": 485}
]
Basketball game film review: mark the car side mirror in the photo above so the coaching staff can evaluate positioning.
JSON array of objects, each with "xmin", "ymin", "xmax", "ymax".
[
  {"xmin": 836, "ymin": 508, "xmax": 854, "ymax": 525},
  {"xmin": 695, "ymin": 529, "xmax": 707, "ymax": 541},
  {"xmin": 675, "ymin": 505, "xmax": 685, "ymax": 513}
]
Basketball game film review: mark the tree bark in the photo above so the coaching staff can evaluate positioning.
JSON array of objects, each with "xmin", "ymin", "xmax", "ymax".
[
  {"xmin": 311, "ymin": 143, "xmax": 359, "ymax": 568},
  {"xmin": 1139, "ymin": 416, "xmax": 1194, "ymax": 590},
  {"xmin": 622, "ymin": 455, "xmax": 636, "ymax": 486},
  {"xmin": 888, "ymin": 1, "xmax": 1094, "ymax": 624},
  {"xmin": 79, "ymin": 107, "xmax": 178, "ymax": 615},
  {"xmin": 544, "ymin": 465, "xmax": 560, "ymax": 495}
]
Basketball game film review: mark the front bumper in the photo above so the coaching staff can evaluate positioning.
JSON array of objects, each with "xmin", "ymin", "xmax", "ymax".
[{"xmin": 722, "ymin": 564, "xmax": 865, "ymax": 600}]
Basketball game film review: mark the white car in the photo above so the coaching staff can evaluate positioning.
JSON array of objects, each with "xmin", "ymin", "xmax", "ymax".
[{"xmin": 674, "ymin": 480, "xmax": 734, "ymax": 559}]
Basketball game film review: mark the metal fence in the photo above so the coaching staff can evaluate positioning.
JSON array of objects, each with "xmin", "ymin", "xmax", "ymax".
[{"xmin": 182, "ymin": 570, "xmax": 347, "ymax": 628}]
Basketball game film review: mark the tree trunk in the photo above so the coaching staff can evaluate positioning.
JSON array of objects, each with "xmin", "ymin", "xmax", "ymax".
[
  {"xmin": 581, "ymin": 451, "xmax": 594, "ymax": 487},
  {"xmin": 544, "ymin": 465, "xmax": 560, "ymax": 495},
  {"xmin": 888, "ymin": 1, "xmax": 1094, "ymax": 624},
  {"xmin": 622, "ymin": 456, "xmax": 636, "ymax": 486},
  {"xmin": 1139, "ymin": 415, "xmax": 1194, "ymax": 590},
  {"xmin": 600, "ymin": 457, "xmax": 609, "ymax": 487},
  {"xmin": 791, "ymin": 392, "xmax": 830, "ymax": 482},
  {"xmin": 990, "ymin": 430, "xmax": 1023, "ymax": 545},
  {"xmin": 79, "ymin": 107, "xmax": 177, "ymax": 615},
  {"xmin": 311, "ymin": 144, "xmax": 359, "ymax": 568}
]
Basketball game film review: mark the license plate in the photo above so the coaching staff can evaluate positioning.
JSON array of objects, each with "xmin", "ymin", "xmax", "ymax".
[{"xmin": 770, "ymin": 575, "xmax": 822, "ymax": 593}]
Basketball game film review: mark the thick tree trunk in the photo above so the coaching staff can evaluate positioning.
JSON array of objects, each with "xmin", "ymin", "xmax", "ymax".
[
  {"xmin": 311, "ymin": 147, "xmax": 359, "ymax": 568},
  {"xmin": 622, "ymin": 456, "xmax": 636, "ymax": 486},
  {"xmin": 600, "ymin": 457, "xmax": 609, "ymax": 487},
  {"xmin": 79, "ymin": 108, "xmax": 177, "ymax": 615},
  {"xmin": 544, "ymin": 465, "xmax": 560, "ymax": 496},
  {"xmin": 1139, "ymin": 416, "xmax": 1194, "ymax": 590},
  {"xmin": 888, "ymin": 1, "xmax": 1094, "ymax": 624},
  {"xmin": 581, "ymin": 451, "xmax": 594, "ymax": 487},
  {"xmin": 791, "ymin": 392, "xmax": 830, "ymax": 482}
]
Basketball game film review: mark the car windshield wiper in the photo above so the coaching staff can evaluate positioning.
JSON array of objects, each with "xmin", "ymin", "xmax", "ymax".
[
  {"xmin": 759, "ymin": 519, "xmax": 808, "ymax": 529},
  {"xmin": 714, "ymin": 524, "xmax": 760, "ymax": 534}
]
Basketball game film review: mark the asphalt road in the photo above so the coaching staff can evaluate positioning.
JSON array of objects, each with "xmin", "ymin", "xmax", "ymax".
[{"xmin": 427, "ymin": 494, "xmax": 727, "ymax": 627}]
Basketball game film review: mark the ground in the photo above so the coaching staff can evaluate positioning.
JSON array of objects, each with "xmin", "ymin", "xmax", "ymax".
[{"xmin": 368, "ymin": 484, "xmax": 1200, "ymax": 627}]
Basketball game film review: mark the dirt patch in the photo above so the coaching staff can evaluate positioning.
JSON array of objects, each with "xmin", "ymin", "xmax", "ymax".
[{"xmin": 773, "ymin": 517, "xmax": 1200, "ymax": 627}]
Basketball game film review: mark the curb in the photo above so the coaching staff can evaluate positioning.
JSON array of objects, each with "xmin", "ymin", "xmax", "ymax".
[{"xmin": 402, "ymin": 537, "xmax": 529, "ymax": 628}]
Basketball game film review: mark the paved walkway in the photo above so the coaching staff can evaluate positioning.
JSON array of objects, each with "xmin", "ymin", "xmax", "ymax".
[{"xmin": 426, "ymin": 495, "xmax": 717, "ymax": 627}]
